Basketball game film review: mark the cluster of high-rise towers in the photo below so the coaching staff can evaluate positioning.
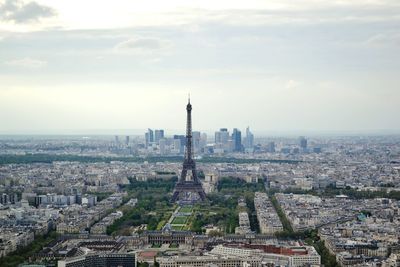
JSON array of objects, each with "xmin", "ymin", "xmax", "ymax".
[
  {"xmin": 144, "ymin": 125, "xmax": 255, "ymax": 155},
  {"xmin": 214, "ymin": 127, "xmax": 254, "ymax": 153}
]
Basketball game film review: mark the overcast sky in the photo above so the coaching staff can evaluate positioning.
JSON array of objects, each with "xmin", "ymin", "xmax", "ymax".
[{"xmin": 1, "ymin": 0, "xmax": 399, "ymax": 135}]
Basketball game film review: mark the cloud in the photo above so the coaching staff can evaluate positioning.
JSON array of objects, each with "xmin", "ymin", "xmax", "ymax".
[
  {"xmin": 0, "ymin": 0, "xmax": 56, "ymax": 23},
  {"xmin": 114, "ymin": 37, "xmax": 172, "ymax": 55},
  {"xmin": 285, "ymin": 80, "xmax": 300, "ymax": 89},
  {"xmin": 154, "ymin": 2, "xmax": 400, "ymax": 29},
  {"xmin": 365, "ymin": 33, "xmax": 400, "ymax": 47},
  {"xmin": 5, "ymin": 57, "xmax": 47, "ymax": 68}
]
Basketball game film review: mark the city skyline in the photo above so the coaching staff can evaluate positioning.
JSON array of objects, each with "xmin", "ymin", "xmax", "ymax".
[{"xmin": 1, "ymin": 0, "xmax": 400, "ymax": 134}]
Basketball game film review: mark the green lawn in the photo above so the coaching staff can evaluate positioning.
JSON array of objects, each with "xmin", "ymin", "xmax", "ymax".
[
  {"xmin": 171, "ymin": 225, "xmax": 184, "ymax": 230},
  {"xmin": 179, "ymin": 206, "xmax": 193, "ymax": 213},
  {"xmin": 171, "ymin": 216, "xmax": 188, "ymax": 225}
]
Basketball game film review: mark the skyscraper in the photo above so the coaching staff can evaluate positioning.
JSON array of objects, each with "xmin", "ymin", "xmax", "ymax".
[
  {"xmin": 232, "ymin": 128, "xmax": 242, "ymax": 152},
  {"xmin": 245, "ymin": 127, "xmax": 254, "ymax": 149},
  {"xmin": 159, "ymin": 138, "xmax": 166, "ymax": 155},
  {"xmin": 299, "ymin": 136, "xmax": 307, "ymax": 151},
  {"xmin": 155, "ymin": 129, "xmax": 165, "ymax": 143},
  {"xmin": 115, "ymin": 135, "xmax": 120, "ymax": 146},
  {"xmin": 215, "ymin": 131, "xmax": 221, "ymax": 144},
  {"xmin": 220, "ymin": 128, "xmax": 229, "ymax": 144},
  {"xmin": 200, "ymin": 133, "xmax": 207, "ymax": 150},
  {"xmin": 125, "ymin": 136, "xmax": 130, "ymax": 146},
  {"xmin": 173, "ymin": 139, "xmax": 181, "ymax": 154},
  {"xmin": 145, "ymin": 129, "xmax": 154, "ymax": 148},
  {"xmin": 215, "ymin": 128, "xmax": 229, "ymax": 144},
  {"xmin": 192, "ymin": 131, "xmax": 201, "ymax": 152},
  {"xmin": 173, "ymin": 135, "xmax": 186, "ymax": 153},
  {"xmin": 267, "ymin": 141, "xmax": 276, "ymax": 153}
]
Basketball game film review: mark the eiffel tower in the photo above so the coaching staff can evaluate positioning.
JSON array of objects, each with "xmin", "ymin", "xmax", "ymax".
[{"xmin": 171, "ymin": 98, "xmax": 206, "ymax": 203}]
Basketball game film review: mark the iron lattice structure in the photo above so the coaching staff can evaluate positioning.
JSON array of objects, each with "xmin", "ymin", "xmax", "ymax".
[{"xmin": 171, "ymin": 99, "xmax": 206, "ymax": 202}]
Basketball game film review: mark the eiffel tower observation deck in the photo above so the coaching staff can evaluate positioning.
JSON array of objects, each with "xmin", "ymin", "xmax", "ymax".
[{"xmin": 171, "ymin": 98, "xmax": 207, "ymax": 203}]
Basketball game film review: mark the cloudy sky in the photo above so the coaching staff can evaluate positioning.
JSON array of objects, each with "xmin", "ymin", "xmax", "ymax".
[{"xmin": 1, "ymin": 0, "xmax": 399, "ymax": 135}]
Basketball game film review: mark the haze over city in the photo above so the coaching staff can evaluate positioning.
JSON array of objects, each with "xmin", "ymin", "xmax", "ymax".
[{"xmin": 1, "ymin": 0, "xmax": 400, "ymax": 134}]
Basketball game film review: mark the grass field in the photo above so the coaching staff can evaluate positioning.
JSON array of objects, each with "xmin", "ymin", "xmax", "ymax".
[
  {"xmin": 171, "ymin": 225, "xmax": 184, "ymax": 230},
  {"xmin": 179, "ymin": 206, "xmax": 193, "ymax": 213},
  {"xmin": 171, "ymin": 216, "xmax": 188, "ymax": 225}
]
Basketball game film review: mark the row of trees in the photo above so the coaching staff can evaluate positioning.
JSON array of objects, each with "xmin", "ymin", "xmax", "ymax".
[
  {"xmin": 269, "ymin": 195, "xmax": 294, "ymax": 234},
  {"xmin": 245, "ymin": 194, "xmax": 260, "ymax": 233},
  {"xmin": 323, "ymin": 186, "xmax": 400, "ymax": 200},
  {"xmin": 277, "ymin": 185, "xmax": 400, "ymax": 201},
  {"xmin": 0, "ymin": 154, "xmax": 301, "ymax": 165},
  {"xmin": 0, "ymin": 154, "xmax": 187, "ymax": 165},
  {"xmin": 217, "ymin": 177, "xmax": 265, "ymax": 192},
  {"xmin": 0, "ymin": 231, "xmax": 58, "ymax": 267}
]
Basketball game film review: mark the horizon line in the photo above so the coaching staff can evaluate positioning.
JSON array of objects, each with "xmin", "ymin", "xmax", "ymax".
[{"xmin": 1, "ymin": 128, "xmax": 400, "ymax": 137}]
